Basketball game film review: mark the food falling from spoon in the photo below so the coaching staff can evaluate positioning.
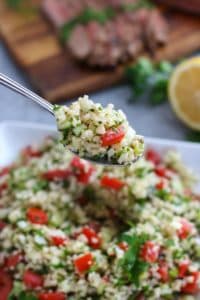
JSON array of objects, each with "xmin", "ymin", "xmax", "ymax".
[{"xmin": 54, "ymin": 95, "xmax": 144, "ymax": 165}]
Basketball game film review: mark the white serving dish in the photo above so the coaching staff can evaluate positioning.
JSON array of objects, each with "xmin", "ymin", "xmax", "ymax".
[{"xmin": 0, "ymin": 121, "xmax": 199, "ymax": 191}]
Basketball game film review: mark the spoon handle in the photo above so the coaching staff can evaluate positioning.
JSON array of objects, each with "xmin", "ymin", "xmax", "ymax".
[{"xmin": 0, "ymin": 73, "xmax": 54, "ymax": 114}]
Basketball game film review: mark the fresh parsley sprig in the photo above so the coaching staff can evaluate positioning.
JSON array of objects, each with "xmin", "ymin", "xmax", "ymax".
[
  {"xmin": 126, "ymin": 58, "xmax": 173, "ymax": 105},
  {"xmin": 119, "ymin": 233, "xmax": 149, "ymax": 286}
]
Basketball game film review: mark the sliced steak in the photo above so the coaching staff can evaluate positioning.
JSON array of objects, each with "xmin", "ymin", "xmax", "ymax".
[
  {"xmin": 41, "ymin": 0, "xmax": 168, "ymax": 67},
  {"xmin": 87, "ymin": 21, "xmax": 123, "ymax": 66},
  {"xmin": 67, "ymin": 25, "xmax": 92, "ymax": 60},
  {"xmin": 67, "ymin": 7, "xmax": 168, "ymax": 67},
  {"xmin": 115, "ymin": 12, "xmax": 144, "ymax": 59},
  {"xmin": 144, "ymin": 9, "xmax": 168, "ymax": 53},
  {"xmin": 42, "ymin": 0, "xmax": 84, "ymax": 28},
  {"xmin": 125, "ymin": 8, "xmax": 150, "ymax": 25}
]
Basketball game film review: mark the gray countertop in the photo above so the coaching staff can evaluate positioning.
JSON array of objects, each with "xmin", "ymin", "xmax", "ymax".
[{"xmin": 0, "ymin": 43, "xmax": 191, "ymax": 141}]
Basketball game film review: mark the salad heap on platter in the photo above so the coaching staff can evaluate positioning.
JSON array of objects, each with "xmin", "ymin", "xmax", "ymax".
[{"xmin": 0, "ymin": 137, "xmax": 199, "ymax": 300}]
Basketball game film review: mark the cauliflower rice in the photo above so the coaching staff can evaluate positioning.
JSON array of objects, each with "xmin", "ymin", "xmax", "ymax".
[
  {"xmin": 54, "ymin": 95, "xmax": 144, "ymax": 165},
  {"xmin": 0, "ymin": 137, "xmax": 200, "ymax": 300}
]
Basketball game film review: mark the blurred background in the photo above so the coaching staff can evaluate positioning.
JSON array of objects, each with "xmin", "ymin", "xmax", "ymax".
[{"xmin": 0, "ymin": 0, "xmax": 199, "ymax": 141}]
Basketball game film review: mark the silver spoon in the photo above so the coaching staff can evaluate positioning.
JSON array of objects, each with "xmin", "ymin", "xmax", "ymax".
[{"xmin": 0, "ymin": 73, "xmax": 142, "ymax": 166}]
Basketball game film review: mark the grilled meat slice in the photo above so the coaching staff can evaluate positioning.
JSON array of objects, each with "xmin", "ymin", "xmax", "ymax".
[
  {"xmin": 67, "ymin": 11, "xmax": 145, "ymax": 67},
  {"xmin": 144, "ymin": 9, "xmax": 168, "ymax": 53},
  {"xmin": 42, "ymin": 0, "xmax": 84, "ymax": 27},
  {"xmin": 67, "ymin": 24, "xmax": 92, "ymax": 60},
  {"xmin": 41, "ymin": 0, "xmax": 168, "ymax": 67},
  {"xmin": 41, "ymin": 0, "xmax": 144, "ymax": 28},
  {"xmin": 67, "ymin": 7, "xmax": 168, "ymax": 67},
  {"xmin": 87, "ymin": 21, "xmax": 123, "ymax": 67}
]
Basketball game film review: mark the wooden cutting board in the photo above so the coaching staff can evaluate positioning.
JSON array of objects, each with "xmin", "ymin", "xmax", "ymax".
[{"xmin": 0, "ymin": 2, "xmax": 199, "ymax": 102}]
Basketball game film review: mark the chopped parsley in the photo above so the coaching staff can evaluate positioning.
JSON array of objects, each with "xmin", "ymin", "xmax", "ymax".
[
  {"xmin": 134, "ymin": 167, "xmax": 152, "ymax": 178},
  {"xmin": 32, "ymin": 179, "xmax": 49, "ymax": 193},
  {"xmin": 9, "ymin": 289, "xmax": 37, "ymax": 300}
]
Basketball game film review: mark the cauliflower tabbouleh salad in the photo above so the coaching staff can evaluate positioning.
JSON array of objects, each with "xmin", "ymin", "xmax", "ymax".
[
  {"xmin": 0, "ymin": 137, "xmax": 200, "ymax": 300},
  {"xmin": 54, "ymin": 95, "xmax": 144, "ymax": 165}
]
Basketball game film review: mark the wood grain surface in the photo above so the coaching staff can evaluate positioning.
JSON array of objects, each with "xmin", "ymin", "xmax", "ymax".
[{"xmin": 0, "ymin": 2, "xmax": 199, "ymax": 102}]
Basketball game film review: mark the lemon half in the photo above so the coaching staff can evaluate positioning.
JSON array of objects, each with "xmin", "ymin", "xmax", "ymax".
[{"xmin": 168, "ymin": 57, "xmax": 200, "ymax": 130}]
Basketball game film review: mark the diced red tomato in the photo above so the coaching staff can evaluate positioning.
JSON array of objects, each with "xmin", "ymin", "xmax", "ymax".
[
  {"xmin": 0, "ymin": 220, "xmax": 6, "ymax": 231},
  {"xmin": 140, "ymin": 241, "xmax": 160, "ymax": 263},
  {"xmin": 100, "ymin": 175, "xmax": 125, "ymax": 190},
  {"xmin": 74, "ymin": 253, "xmax": 93, "ymax": 274},
  {"xmin": 101, "ymin": 127, "xmax": 125, "ymax": 146},
  {"xmin": 178, "ymin": 260, "xmax": 190, "ymax": 278},
  {"xmin": 23, "ymin": 269, "xmax": 43, "ymax": 289},
  {"xmin": 0, "ymin": 182, "xmax": 8, "ymax": 196},
  {"xmin": 71, "ymin": 156, "xmax": 95, "ymax": 184},
  {"xmin": 155, "ymin": 180, "xmax": 165, "ymax": 190},
  {"xmin": 118, "ymin": 242, "xmax": 128, "ymax": 251},
  {"xmin": 42, "ymin": 169, "xmax": 71, "ymax": 181},
  {"xmin": 154, "ymin": 166, "xmax": 172, "ymax": 179},
  {"xmin": 81, "ymin": 226, "xmax": 101, "ymax": 249},
  {"xmin": 145, "ymin": 149, "xmax": 161, "ymax": 165},
  {"xmin": 22, "ymin": 146, "xmax": 42, "ymax": 159},
  {"xmin": 38, "ymin": 292, "xmax": 65, "ymax": 300},
  {"xmin": 51, "ymin": 236, "xmax": 67, "ymax": 247},
  {"xmin": 27, "ymin": 207, "xmax": 48, "ymax": 225},
  {"xmin": 71, "ymin": 156, "xmax": 85, "ymax": 170},
  {"xmin": 0, "ymin": 167, "xmax": 11, "ymax": 177},
  {"xmin": 4, "ymin": 252, "xmax": 22, "ymax": 269},
  {"xmin": 177, "ymin": 219, "xmax": 193, "ymax": 240},
  {"xmin": 76, "ymin": 166, "xmax": 94, "ymax": 184},
  {"xmin": 0, "ymin": 270, "xmax": 13, "ymax": 300},
  {"xmin": 157, "ymin": 262, "xmax": 169, "ymax": 282},
  {"xmin": 181, "ymin": 271, "xmax": 200, "ymax": 294}
]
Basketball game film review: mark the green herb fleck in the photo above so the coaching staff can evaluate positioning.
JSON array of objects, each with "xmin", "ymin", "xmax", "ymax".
[
  {"xmin": 135, "ymin": 167, "xmax": 151, "ymax": 178},
  {"xmin": 169, "ymin": 267, "xmax": 178, "ymax": 279},
  {"xmin": 53, "ymin": 105, "xmax": 61, "ymax": 112},
  {"xmin": 9, "ymin": 290, "xmax": 37, "ymax": 300},
  {"xmin": 33, "ymin": 180, "xmax": 49, "ymax": 193}
]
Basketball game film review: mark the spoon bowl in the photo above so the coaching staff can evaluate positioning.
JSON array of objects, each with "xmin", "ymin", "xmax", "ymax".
[{"xmin": 0, "ymin": 73, "xmax": 143, "ymax": 166}]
